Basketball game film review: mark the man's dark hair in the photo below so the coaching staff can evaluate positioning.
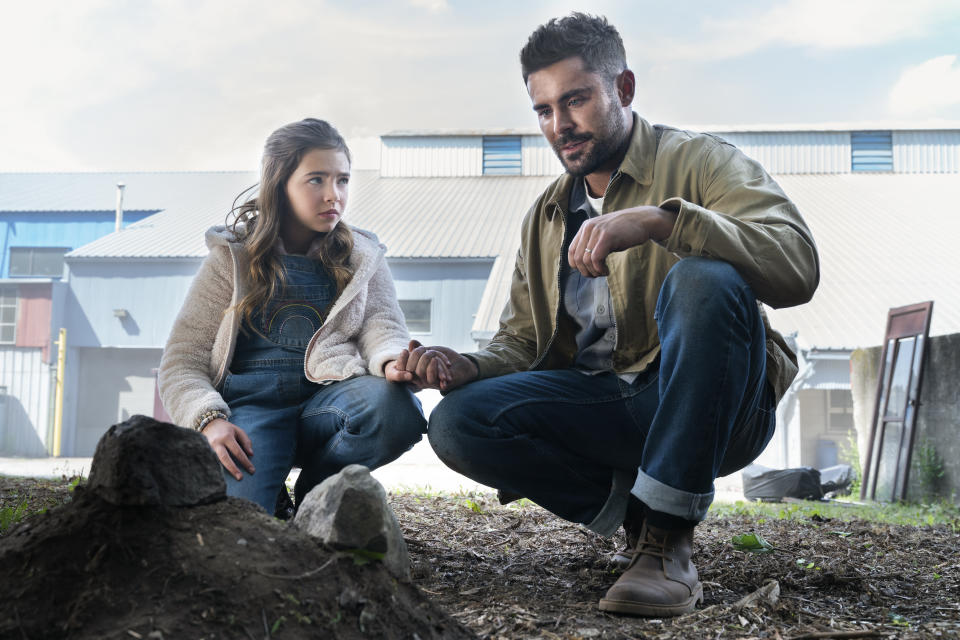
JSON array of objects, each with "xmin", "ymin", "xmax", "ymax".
[{"xmin": 520, "ymin": 12, "xmax": 627, "ymax": 84}]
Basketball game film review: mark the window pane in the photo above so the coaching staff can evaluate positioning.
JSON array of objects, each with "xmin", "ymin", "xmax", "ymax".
[
  {"xmin": 0, "ymin": 325, "xmax": 14, "ymax": 343},
  {"xmin": 31, "ymin": 248, "xmax": 68, "ymax": 276},
  {"xmin": 8, "ymin": 247, "xmax": 68, "ymax": 277},
  {"xmin": 0, "ymin": 306, "xmax": 15, "ymax": 323},
  {"xmin": 399, "ymin": 300, "xmax": 431, "ymax": 333},
  {"xmin": 885, "ymin": 337, "xmax": 915, "ymax": 419},
  {"xmin": 8, "ymin": 248, "xmax": 31, "ymax": 276}
]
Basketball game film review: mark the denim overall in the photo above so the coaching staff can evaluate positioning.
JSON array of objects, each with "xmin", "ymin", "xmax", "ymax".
[{"xmin": 221, "ymin": 254, "xmax": 425, "ymax": 511}]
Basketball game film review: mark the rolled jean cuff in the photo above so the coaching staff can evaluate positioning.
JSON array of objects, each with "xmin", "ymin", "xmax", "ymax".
[
  {"xmin": 585, "ymin": 469, "xmax": 634, "ymax": 537},
  {"xmin": 631, "ymin": 469, "xmax": 714, "ymax": 522}
]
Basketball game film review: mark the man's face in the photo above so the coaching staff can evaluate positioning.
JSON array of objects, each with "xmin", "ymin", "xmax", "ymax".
[{"xmin": 526, "ymin": 56, "xmax": 629, "ymax": 177}]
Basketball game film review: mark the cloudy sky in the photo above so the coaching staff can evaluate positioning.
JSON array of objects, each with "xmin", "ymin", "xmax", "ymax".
[{"xmin": 2, "ymin": 0, "xmax": 959, "ymax": 172}]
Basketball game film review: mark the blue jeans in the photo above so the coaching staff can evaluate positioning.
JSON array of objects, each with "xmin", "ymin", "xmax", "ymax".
[
  {"xmin": 428, "ymin": 258, "xmax": 776, "ymax": 536},
  {"xmin": 222, "ymin": 372, "xmax": 425, "ymax": 511}
]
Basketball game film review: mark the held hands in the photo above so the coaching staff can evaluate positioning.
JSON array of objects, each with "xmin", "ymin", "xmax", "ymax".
[
  {"xmin": 568, "ymin": 205, "xmax": 677, "ymax": 277},
  {"xmin": 202, "ymin": 418, "xmax": 254, "ymax": 481},
  {"xmin": 392, "ymin": 340, "xmax": 478, "ymax": 392}
]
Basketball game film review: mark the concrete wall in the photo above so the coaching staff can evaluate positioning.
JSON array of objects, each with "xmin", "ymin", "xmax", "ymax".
[{"xmin": 851, "ymin": 332, "xmax": 960, "ymax": 503}]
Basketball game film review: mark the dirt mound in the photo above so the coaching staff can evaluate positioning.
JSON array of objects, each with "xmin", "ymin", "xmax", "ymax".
[{"xmin": 0, "ymin": 488, "xmax": 474, "ymax": 640}]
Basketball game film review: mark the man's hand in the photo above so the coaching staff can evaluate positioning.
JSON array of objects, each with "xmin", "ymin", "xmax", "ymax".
[
  {"xmin": 202, "ymin": 418, "xmax": 254, "ymax": 481},
  {"xmin": 568, "ymin": 205, "xmax": 678, "ymax": 277},
  {"xmin": 395, "ymin": 340, "xmax": 479, "ymax": 392}
]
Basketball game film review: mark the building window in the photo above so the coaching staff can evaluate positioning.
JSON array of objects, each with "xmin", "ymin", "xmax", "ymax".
[
  {"xmin": 9, "ymin": 247, "xmax": 69, "ymax": 277},
  {"xmin": 482, "ymin": 136, "xmax": 522, "ymax": 175},
  {"xmin": 399, "ymin": 299, "xmax": 431, "ymax": 333},
  {"xmin": 0, "ymin": 285, "xmax": 17, "ymax": 344},
  {"xmin": 851, "ymin": 131, "xmax": 893, "ymax": 172},
  {"xmin": 826, "ymin": 389, "xmax": 854, "ymax": 433}
]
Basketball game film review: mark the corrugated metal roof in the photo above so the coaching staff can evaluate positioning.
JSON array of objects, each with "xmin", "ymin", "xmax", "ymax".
[
  {"xmin": 7, "ymin": 170, "xmax": 958, "ymax": 352},
  {"xmin": 347, "ymin": 175, "xmax": 553, "ymax": 258},
  {"xmin": 765, "ymin": 173, "xmax": 960, "ymax": 349},
  {"xmin": 58, "ymin": 171, "xmax": 555, "ymax": 260},
  {"xmin": 475, "ymin": 173, "xmax": 960, "ymax": 351}
]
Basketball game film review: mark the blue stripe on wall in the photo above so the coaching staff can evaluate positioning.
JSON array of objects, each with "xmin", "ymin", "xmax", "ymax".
[{"xmin": 0, "ymin": 210, "xmax": 157, "ymax": 278}]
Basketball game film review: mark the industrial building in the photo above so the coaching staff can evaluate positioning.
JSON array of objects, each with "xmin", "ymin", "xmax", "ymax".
[{"xmin": 1, "ymin": 123, "xmax": 958, "ymax": 474}]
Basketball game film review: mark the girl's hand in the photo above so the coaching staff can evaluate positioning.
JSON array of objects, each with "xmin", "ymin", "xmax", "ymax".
[
  {"xmin": 201, "ymin": 418, "xmax": 254, "ymax": 481},
  {"xmin": 395, "ymin": 340, "xmax": 476, "ymax": 392},
  {"xmin": 385, "ymin": 357, "xmax": 447, "ymax": 390}
]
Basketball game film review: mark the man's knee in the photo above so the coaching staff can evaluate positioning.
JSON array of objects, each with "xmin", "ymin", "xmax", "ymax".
[
  {"xmin": 658, "ymin": 258, "xmax": 754, "ymax": 322},
  {"xmin": 664, "ymin": 257, "xmax": 746, "ymax": 296}
]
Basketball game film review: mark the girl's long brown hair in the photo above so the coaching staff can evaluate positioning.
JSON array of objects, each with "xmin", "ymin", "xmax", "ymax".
[{"xmin": 228, "ymin": 119, "xmax": 354, "ymax": 327}]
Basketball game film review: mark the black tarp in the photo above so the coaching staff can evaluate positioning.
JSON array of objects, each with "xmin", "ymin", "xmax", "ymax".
[{"xmin": 742, "ymin": 464, "xmax": 855, "ymax": 502}]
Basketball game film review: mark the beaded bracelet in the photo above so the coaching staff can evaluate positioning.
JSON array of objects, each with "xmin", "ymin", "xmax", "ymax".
[{"xmin": 196, "ymin": 409, "xmax": 228, "ymax": 431}]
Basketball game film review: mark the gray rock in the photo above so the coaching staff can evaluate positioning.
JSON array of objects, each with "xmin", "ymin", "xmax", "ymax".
[
  {"xmin": 88, "ymin": 415, "xmax": 226, "ymax": 507},
  {"xmin": 293, "ymin": 464, "xmax": 410, "ymax": 580}
]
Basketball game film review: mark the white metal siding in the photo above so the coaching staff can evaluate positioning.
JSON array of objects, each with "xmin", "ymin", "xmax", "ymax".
[
  {"xmin": 522, "ymin": 136, "xmax": 564, "ymax": 176},
  {"xmin": 0, "ymin": 347, "xmax": 51, "ymax": 456},
  {"xmin": 390, "ymin": 260, "xmax": 492, "ymax": 353},
  {"xmin": 73, "ymin": 347, "xmax": 162, "ymax": 455},
  {"xmin": 65, "ymin": 261, "xmax": 202, "ymax": 348},
  {"xmin": 893, "ymin": 131, "xmax": 960, "ymax": 173},
  {"xmin": 715, "ymin": 132, "xmax": 850, "ymax": 174},
  {"xmin": 380, "ymin": 137, "xmax": 482, "ymax": 177}
]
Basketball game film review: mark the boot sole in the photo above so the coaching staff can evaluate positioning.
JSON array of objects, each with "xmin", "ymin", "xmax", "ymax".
[{"xmin": 598, "ymin": 582, "xmax": 703, "ymax": 617}]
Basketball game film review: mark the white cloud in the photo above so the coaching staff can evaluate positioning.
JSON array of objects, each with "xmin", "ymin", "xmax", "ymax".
[
  {"xmin": 409, "ymin": 0, "xmax": 448, "ymax": 11},
  {"xmin": 644, "ymin": 0, "xmax": 959, "ymax": 62},
  {"xmin": 889, "ymin": 55, "xmax": 960, "ymax": 116}
]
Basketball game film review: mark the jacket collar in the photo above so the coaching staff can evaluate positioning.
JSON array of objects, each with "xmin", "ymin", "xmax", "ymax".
[{"xmin": 542, "ymin": 113, "xmax": 657, "ymax": 219}]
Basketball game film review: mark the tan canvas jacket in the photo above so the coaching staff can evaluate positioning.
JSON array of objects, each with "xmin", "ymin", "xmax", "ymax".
[{"xmin": 465, "ymin": 114, "xmax": 820, "ymax": 403}]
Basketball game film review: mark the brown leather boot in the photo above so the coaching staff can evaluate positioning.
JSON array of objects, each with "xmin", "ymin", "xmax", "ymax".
[{"xmin": 599, "ymin": 522, "xmax": 703, "ymax": 616}]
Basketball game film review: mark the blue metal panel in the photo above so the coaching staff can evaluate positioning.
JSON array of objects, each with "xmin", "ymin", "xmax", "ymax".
[
  {"xmin": 0, "ymin": 210, "xmax": 156, "ymax": 277},
  {"xmin": 483, "ymin": 136, "xmax": 522, "ymax": 175},
  {"xmin": 851, "ymin": 132, "xmax": 893, "ymax": 172}
]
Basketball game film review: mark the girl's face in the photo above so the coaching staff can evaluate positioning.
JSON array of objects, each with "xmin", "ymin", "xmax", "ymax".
[{"xmin": 282, "ymin": 148, "xmax": 350, "ymax": 243}]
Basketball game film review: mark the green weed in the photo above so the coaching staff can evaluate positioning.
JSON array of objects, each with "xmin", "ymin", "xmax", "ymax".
[
  {"xmin": 0, "ymin": 501, "xmax": 30, "ymax": 534},
  {"xmin": 709, "ymin": 497, "xmax": 960, "ymax": 531}
]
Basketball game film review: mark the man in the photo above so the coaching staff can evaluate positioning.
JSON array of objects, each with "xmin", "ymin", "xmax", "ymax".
[{"xmin": 396, "ymin": 13, "xmax": 818, "ymax": 617}]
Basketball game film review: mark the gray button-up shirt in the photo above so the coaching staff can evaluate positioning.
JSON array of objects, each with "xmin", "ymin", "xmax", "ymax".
[{"xmin": 563, "ymin": 179, "xmax": 638, "ymax": 383}]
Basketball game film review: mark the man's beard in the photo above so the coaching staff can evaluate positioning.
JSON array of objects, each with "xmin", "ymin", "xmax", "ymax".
[{"xmin": 552, "ymin": 100, "xmax": 628, "ymax": 178}]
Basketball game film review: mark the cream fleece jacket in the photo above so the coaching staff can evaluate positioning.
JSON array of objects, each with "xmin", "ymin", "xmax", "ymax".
[{"xmin": 157, "ymin": 224, "xmax": 410, "ymax": 430}]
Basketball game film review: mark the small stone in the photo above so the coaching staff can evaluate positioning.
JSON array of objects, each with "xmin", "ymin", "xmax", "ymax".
[
  {"xmin": 87, "ymin": 415, "xmax": 225, "ymax": 507},
  {"xmin": 338, "ymin": 587, "xmax": 366, "ymax": 611},
  {"xmin": 236, "ymin": 538, "xmax": 247, "ymax": 546},
  {"xmin": 294, "ymin": 465, "xmax": 411, "ymax": 580}
]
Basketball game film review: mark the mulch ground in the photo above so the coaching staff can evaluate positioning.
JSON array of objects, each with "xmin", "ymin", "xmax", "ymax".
[{"xmin": 2, "ymin": 476, "xmax": 959, "ymax": 639}]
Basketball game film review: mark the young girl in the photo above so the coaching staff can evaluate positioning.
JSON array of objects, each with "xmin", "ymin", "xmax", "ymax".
[{"xmin": 158, "ymin": 118, "xmax": 426, "ymax": 514}]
